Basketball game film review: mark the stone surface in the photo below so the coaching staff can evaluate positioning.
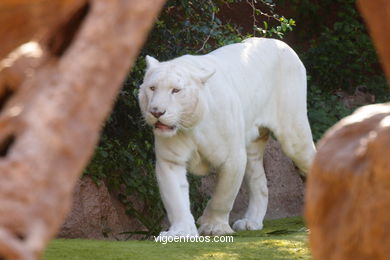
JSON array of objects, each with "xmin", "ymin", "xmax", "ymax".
[
  {"xmin": 305, "ymin": 103, "xmax": 390, "ymax": 260},
  {"xmin": 58, "ymin": 177, "xmax": 142, "ymax": 240},
  {"xmin": 0, "ymin": 0, "xmax": 166, "ymax": 259},
  {"xmin": 336, "ymin": 86, "xmax": 376, "ymax": 109},
  {"xmin": 201, "ymin": 137, "xmax": 305, "ymax": 224}
]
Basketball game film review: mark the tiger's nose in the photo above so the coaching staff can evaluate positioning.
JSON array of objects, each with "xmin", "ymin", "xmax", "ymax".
[{"xmin": 150, "ymin": 109, "xmax": 165, "ymax": 118}]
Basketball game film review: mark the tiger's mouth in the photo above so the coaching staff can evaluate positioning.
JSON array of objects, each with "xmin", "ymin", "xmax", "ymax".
[{"xmin": 154, "ymin": 121, "xmax": 176, "ymax": 131}]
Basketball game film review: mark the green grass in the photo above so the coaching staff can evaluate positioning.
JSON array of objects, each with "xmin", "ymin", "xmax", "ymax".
[{"xmin": 44, "ymin": 217, "xmax": 310, "ymax": 260}]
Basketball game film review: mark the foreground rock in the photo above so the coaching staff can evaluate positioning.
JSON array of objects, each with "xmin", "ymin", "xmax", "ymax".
[
  {"xmin": 0, "ymin": 1, "xmax": 165, "ymax": 259},
  {"xmin": 306, "ymin": 103, "xmax": 390, "ymax": 260}
]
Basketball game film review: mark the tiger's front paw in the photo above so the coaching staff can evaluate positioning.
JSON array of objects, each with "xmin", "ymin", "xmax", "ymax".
[
  {"xmin": 197, "ymin": 221, "xmax": 234, "ymax": 236},
  {"xmin": 157, "ymin": 222, "xmax": 198, "ymax": 238},
  {"xmin": 232, "ymin": 218, "xmax": 263, "ymax": 231}
]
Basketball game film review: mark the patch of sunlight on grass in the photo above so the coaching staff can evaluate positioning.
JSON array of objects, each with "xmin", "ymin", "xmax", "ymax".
[
  {"xmin": 194, "ymin": 251, "xmax": 240, "ymax": 260},
  {"xmin": 259, "ymin": 236, "xmax": 310, "ymax": 258}
]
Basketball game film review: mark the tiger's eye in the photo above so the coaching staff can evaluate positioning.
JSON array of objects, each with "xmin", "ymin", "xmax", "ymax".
[
  {"xmin": 172, "ymin": 88, "xmax": 181, "ymax": 94},
  {"xmin": 150, "ymin": 86, "xmax": 156, "ymax": 91}
]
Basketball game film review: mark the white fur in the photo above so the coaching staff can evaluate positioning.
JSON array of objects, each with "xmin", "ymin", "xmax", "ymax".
[{"xmin": 138, "ymin": 38, "xmax": 316, "ymax": 236}]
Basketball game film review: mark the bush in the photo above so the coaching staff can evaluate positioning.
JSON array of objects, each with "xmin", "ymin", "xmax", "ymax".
[
  {"xmin": 282, "ymin": 0, "xmax": 388, "ymax": 140},
  {"xmin": 307, "ymin": 86, "xmax": 352, "ymax": 141},
  {"xmin": 280, "ymin": 0, "xmax": 380, "ymax": 92},
  {"xmin": 302, "ymin": 3, "xmax": 379, "ymax": 93}
]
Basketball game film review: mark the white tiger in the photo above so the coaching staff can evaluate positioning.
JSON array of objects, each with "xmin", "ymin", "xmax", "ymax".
[{"xmin": 138, "ymin": 37, "xmax": 316, "ymax": 236}]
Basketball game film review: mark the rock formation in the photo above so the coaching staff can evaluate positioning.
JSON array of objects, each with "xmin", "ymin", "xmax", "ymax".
[
  {"xmin": 58, "ymin": 178, "xmax": 143, "ymax": 240},
  {"xmin": 306, "ymin": 103, "xmax": 390, "ymax": 260},
  {"xmin": 306, "ymin": 1, "xmax": 390, "ymax": 259},
  {"xmin": 0, "ymin": 0, "xmax": 166, "ymax": 259}
]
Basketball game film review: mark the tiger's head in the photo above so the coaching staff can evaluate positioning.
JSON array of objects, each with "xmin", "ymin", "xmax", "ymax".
[{"xmin": 138, "ymin": 55, "xmax": 215, "ymax": 137}]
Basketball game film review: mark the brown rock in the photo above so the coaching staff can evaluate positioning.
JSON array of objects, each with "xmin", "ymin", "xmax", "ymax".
[
  {"xmin": 305, "ymin": 103, "xmax": 390, "ymax": 260},
  {"xmin": 0, "ymin": 0, "xmax": 166, "ymax": 259},
  {"xmin": 202, "ymin": 137, "xmax": 304, "ymax": 223},
  {"xmin": 58, "ymin": 177, "xmax": 142, "ymax": 240},
  {"xmin": 0, "ymin": 0, "xmax": 86, "ymax": 60},
  {"xmin": 337, "ymin": 86, "xmax": 375, "ymax": 109}
]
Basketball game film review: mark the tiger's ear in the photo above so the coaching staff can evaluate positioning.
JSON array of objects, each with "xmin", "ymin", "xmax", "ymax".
[
  {"xmin": 197, "ymin": 67, "xmax": 216, "ymax": 84},
  {"xmin": 145, "ymin": 55, "xmax": 159, "ymax": 70}
]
